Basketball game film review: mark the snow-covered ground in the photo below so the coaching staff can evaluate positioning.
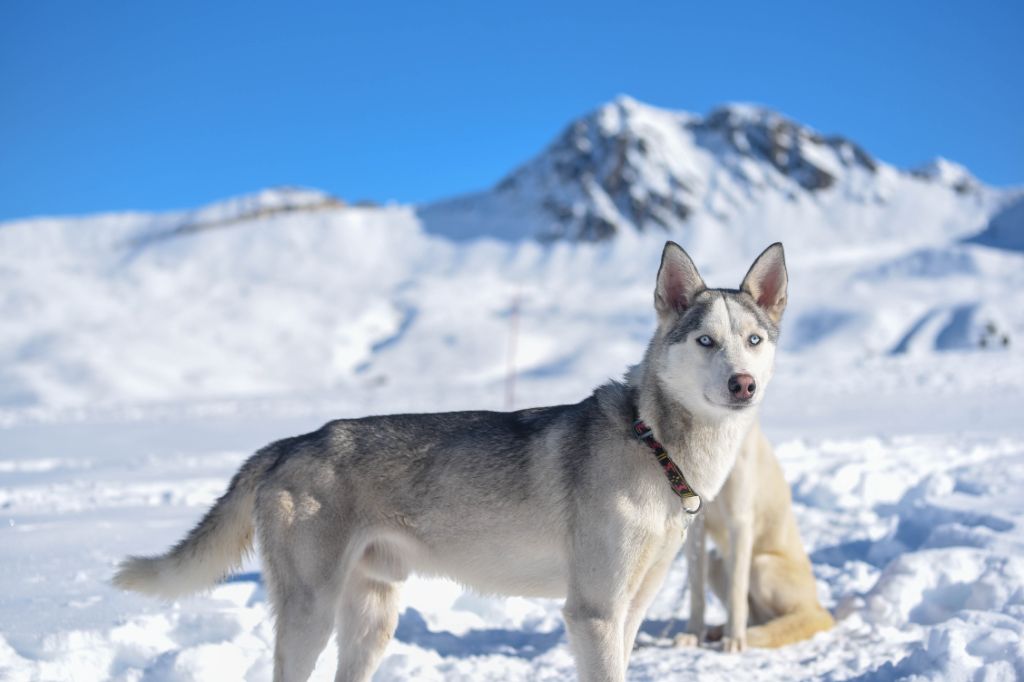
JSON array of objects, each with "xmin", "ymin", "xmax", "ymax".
[
  {"xmin": 2, "ymin": 99, "xmax": 1024, "ymax": 680},
  {"xmin": 2, "ymin": 350, "xmax": 1022, "ymax": 681}
]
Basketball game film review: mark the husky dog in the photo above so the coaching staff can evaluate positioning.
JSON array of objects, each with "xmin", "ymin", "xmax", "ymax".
[
  {"xmin": 114, "ymin": 242, "xmax": 789, "ymax": 682},
  {"xmin": 677, "ymin": 426, "xmax": 835, "ymax": 653}
]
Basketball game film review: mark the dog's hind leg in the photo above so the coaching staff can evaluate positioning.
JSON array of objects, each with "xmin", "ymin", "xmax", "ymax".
[
  {"xmin": 268, "ymin": 571, "xmax": 340, "ymax": 682},
  {"xmin": 745, "ymin": 554, "xmax": 834, "ymax": 648},
  {"xmin": 258, "ymin": 489, "xmax": 347, "ymax": 682},
  {"xmin": 334, "ymin": 576, "xmax": 401, "ymax": 682},
  {"xmin": 334, "ymin": 540, "xmax": 407, "ymax": 682}
]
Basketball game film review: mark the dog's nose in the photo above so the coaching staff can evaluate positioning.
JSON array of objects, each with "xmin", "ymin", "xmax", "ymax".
[{"xmin": 728, "ymin": 373, "xmax": 756, "ymax": 400}]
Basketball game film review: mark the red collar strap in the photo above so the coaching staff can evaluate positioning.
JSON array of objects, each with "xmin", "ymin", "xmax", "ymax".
[{"xmin": 632, "ymin": 418, "xmax": 703, "ymax": 514}]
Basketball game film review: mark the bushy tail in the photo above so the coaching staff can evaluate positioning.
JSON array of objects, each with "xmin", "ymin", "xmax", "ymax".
[
  {"xmin": 113, "ymin": 450, "xmax": 274, "ymax": 599},
  {"xmin": 746, "ymin": 607, "xmax": 835, "ymax": 649}
]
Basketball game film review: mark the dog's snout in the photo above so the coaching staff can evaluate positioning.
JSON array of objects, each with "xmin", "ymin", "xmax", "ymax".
[{"xmin": 728, "ymin": 373, "xmax": 756, "ymax": 400}]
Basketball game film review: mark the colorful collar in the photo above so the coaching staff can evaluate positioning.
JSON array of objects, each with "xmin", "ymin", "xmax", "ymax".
[{"xmin": 632, "ymin": 416, "xmax": 702, "ymax": 514}]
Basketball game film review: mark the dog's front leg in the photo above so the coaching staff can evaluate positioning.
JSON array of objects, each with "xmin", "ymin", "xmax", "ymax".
[
  {"xmin": 563, "ymin": 593, "xmax": 627, "ymax": 682},
  {"xmin": 723, "ymin": 516, "xmax": 754, "ymax": 653},
  {"xmin": 563, "ymin": 528, "xmax": 635, "ymax": 682},
  {"xmin": 675, "ymin": 513, "xmax": 706, "ymax": 647}
]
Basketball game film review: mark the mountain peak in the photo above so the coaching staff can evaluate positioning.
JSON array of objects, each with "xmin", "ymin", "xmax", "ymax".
[
  {"xmin": 694, "ymin": 103, "xmax": 878, "ymax": 190},
  {"xmin": 609, "ymin": 93, "xmax": 641, "ymax": 110},
  {"xmin": 911, "ymin": 157, "xmax": 979, "ymax": 194},
  {"xmin": 705, "ymin": 101, "xmax": 780, "ymax": 125},
  {"xmin": 418, "ymin": 97, "xmax": 999, "ymax": 245}
]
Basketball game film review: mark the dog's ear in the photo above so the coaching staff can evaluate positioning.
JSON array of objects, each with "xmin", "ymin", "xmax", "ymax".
[
  {"xmin": 740, "ymin": 242, "xmax": 788, "ymax": 324},
  {"xmin": 655, "ymin": 242, "xmax": 706, "ymax": 322}
]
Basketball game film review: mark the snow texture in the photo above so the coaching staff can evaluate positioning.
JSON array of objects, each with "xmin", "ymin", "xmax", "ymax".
[
  {"xmin": 968, "ymin": 194, "xmax": 1024, "ymax": 252},
  {"xmin": 2, "ymin": 97, "xmax": 1023, "ymax": 681}
]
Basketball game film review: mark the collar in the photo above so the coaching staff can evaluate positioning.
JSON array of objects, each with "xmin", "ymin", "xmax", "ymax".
[{"xmin": 631, "ymin": 412, "xmax": 702, "ymax": 514}]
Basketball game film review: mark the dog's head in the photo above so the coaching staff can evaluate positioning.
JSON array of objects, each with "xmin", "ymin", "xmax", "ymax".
[{"xmin": 651, "ymin": 242, "xmax": 787, "ymax": 419}]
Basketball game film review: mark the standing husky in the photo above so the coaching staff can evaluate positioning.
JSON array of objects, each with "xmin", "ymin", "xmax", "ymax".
[
  {"xmin": 678, "ymin": 425, "xmax": 835, "ymax": 653},
  {"xmin": 114, "ymin": 242, "xmax": 789, "ymax": 682}
]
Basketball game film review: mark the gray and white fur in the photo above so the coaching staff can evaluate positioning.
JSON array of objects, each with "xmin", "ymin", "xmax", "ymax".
[{"xmin": 113, "ymin": 241, "xmax": 789, "ymax": 682}]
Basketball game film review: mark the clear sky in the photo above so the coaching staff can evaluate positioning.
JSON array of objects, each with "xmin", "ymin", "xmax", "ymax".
[{"xmin": 1, "ymin": 0, "xmax": 1021, "ymax": 221}]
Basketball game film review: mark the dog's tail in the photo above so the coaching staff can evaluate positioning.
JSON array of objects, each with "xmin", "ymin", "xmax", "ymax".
[
  {"xmin": 112, "ymin": 449, "xmax": 275, "ymax": 600},
  {"xmin": 746, "ymin": 607, "xmax": 834, "ymax": 648}
]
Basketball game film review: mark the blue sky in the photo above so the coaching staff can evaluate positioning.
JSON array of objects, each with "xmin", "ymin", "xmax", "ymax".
[{"xmin": 1, "ymin": 1, "xmax": 1021, "ymax": 220}]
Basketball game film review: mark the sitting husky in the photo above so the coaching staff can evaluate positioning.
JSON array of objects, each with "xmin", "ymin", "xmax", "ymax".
[
  {"xmin": 114, "ymin": 242, "xmax": 789, "ymax": 682},
  {"xmin": 678, "ymin": 424, "xmax": 835, "ymax": 652}
]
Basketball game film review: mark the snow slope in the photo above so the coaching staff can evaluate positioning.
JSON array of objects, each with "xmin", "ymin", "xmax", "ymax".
[
  {"xmin": 3, "ymin": 195, "xmax": 1022, "ymax": 419},
  {"xmin": 2, "ymin": 97, "xmax": 1024, "ymax": 680},
  {"xmin": 969, "ymin": 194, "xmax": 1024, "ymax": 252}
]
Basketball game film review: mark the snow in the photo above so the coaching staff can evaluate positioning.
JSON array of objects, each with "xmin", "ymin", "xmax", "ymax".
[
  {"xmin": 3, "ymin": 97, "xmax": 1024, "ymax": 680},
  {"xmin": 969, "ymin": 194, "xmax": 1024, "ymax": 252},
  {"xmin": 4, "ymin": 389, "xmax": 1023, "ymax": 680},
  {"xmin": 890, "ymin": 302, "xmax": 1012, "ymax": 355}
]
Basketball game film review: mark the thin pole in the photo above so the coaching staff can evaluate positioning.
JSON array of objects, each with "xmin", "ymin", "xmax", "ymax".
[{"xmin": 504, "ymin": 294, "xmax": 521, "ymax": 411}]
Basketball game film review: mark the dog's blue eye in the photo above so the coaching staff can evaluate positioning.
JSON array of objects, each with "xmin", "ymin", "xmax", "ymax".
[
  {"xmin": 697, "ymin": 335, "xmax": 714, "ymax": 347},
  {"xmin": 749, "ymin": 334, "xmax": 762, "ymax": 346}
]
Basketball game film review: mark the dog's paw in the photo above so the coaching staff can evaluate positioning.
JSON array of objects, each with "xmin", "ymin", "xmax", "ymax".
[
  {"xmin": 721, "ymin": 635, "xmax": 747, "ymax": 653},
  {"xmin": 673, "ymin": 632, "xmax": 701, "ymax": 648}
]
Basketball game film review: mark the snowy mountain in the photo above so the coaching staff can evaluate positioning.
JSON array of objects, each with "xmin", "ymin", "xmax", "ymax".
[
  {"xmin": 419, "ymin": 97, "xmax": 1007, "ymax": 256},
  {"xmin": 2, "ymin": 97, "xmax": 1023, "ymax": 418}
]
